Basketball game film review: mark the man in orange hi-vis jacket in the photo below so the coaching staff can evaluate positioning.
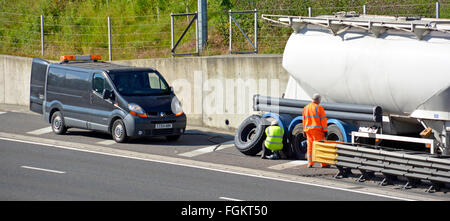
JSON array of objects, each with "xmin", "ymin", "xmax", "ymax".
[{"xmin": 302, "ymin": 93, "xmax": 330, "ymax": 168}]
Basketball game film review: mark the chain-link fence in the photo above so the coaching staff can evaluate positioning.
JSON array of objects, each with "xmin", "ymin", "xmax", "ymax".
[
  {"xmin": 1, "ymin": 1, "xmax": 449, "ymax": 60},
  {"xmin": 0, "ymin": 11, "xmax": 191, "ymax": 60}
]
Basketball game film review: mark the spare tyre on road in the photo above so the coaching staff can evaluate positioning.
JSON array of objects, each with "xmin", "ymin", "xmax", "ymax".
[
  {"xmin": 234, "ymin": 115, "xmax": 267, "ymax": 156},
  {"xmin": 289, "ymin": 123, "xmax": 307, "ymax": 160}
]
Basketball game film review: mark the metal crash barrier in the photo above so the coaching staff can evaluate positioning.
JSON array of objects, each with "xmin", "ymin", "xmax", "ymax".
[{"xmin": 312, "ymin": 141, "xmax": 450, "ymax": 192}]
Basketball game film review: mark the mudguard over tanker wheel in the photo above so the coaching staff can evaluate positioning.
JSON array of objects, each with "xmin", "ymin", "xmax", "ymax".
[{"xmin": 234, "ymin": 115, "xmax": 267, "ymax": 156}]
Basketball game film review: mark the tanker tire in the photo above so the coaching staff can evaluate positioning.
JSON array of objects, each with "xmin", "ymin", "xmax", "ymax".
[
  {"xmin": 234, "ymin": 115, "xmax": 267, "ymax": 156},
  {"xmin": 290, "ymin": 123, "xmax": 306, "ymax": 160},
  {"xmin": 326, "ymin": 124, "xmax": 344, "ymax": 141}
]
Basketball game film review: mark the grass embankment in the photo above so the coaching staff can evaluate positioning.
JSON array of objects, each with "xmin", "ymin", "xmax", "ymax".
[{"xmin": 0, "ymin": 0, "xmax": 448, "ymax": 60}]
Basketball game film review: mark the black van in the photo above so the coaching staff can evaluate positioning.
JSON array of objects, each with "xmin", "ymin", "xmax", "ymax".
[{"xmin": 30, "ymin": 55, "xmax": 186, "ymax": 143}]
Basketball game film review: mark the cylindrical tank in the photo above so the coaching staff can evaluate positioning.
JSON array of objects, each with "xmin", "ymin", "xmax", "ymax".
[{"xmin": 282, "ymin": 24, "xmax": 450, "ymax": 119}]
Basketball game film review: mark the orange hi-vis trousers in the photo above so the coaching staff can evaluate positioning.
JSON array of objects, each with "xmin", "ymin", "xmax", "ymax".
[{"xmin": 306, "ymin": 129, "xmax": 329, "ymax": 167}]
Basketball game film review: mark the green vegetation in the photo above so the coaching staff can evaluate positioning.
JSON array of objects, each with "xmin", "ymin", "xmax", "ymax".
[{"xmin": 0, "ymin": 0, "xmax": 448, "ymax": 60}]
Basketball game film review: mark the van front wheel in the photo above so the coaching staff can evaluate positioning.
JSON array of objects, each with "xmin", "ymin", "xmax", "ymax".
[
  {"xmin": 112, "ymin": 119, "xmax": 127, "ymax": 143},
  {"xmin": 51, "ymin": 111, "xmax": 67, "ymax": 135}
]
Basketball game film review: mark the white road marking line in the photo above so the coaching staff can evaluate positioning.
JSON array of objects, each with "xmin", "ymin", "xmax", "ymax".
[
  {"xmin": 219, "ymin": 196, "xmax": 244, "ymax": 201},
  {"xmin": 220, "ymin": 140, "xmax": 234, "ymax": 145},
  {"xmin": 21, "ymin": 166, "xmax": 66, "ymax": 174},
  {"xmin": 268, "ymin": 160, "xmax": 308, "ymax": 170},
  {"xmin": 27, "ymin": 127, "xmax": 53, "ymax": 135},
  {"xmin": 0, "ymin": 111, "xmax": 6, "ymax": 115},
  {"xmin": 0, "ymin": 136, "xmax": 416, "ymax": 201},
  {"xmin": 96, "ymin": 140, "xmax": 117, "ymax": 145},
  {"xmin": 178, "ymin": 140, "xmax": 234, "ymax": 157}
]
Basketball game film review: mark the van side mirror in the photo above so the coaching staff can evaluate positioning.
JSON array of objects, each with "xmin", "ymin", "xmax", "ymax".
[
  {"xmin": 103, "ymin": 89, "xmax": 113, "ymax": 100},
  {"xmin": 170, "ymin": 86, "xmax": 174, "ymax": 93}
]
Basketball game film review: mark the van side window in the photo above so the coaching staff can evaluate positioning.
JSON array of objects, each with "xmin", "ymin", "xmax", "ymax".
[
  {"xmin": 92, "ymin": 73, "xmax": 112, "ymax": 95},
  {"xmin": 148, "ymin": 72, "xmax": 167, "ymax": 90}
]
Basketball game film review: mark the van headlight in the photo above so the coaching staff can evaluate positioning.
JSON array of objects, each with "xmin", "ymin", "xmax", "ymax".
[
  {"xmin": 128, "ymin": 103, "xmax": 147, "ymax": 118},
  {"xmin": 171, "ymin": 97, "xmax": 183, "ymax": 117}
]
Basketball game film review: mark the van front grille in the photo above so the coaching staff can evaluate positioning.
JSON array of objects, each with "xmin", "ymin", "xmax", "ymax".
[
  {"xmin": 147, "ymin": 112, "xmax": 174, "ymax": 118},
  {"xmin": 151, "ymin": 120, "xmax": 176, "ymax": 124},
  {"xmin": 146, "ymin": 129, "xmax": 174, "ymax": 136}
]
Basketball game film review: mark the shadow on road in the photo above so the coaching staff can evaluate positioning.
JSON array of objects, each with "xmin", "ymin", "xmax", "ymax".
[{"xmin": 65, "ymin": 129, "xmax": 234, "ymax": 147}]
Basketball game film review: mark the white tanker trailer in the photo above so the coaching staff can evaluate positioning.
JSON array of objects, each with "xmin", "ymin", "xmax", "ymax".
[
  {"xmin": 235, "ymin": 13, "xmax": 450, "ymax": 161},
  {"xmin": 281, "ymin": 13, "xmax": 450, "ymax": 154}
]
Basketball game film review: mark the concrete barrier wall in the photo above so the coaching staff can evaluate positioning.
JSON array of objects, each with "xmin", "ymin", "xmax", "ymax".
[
  {"xmin": 0, "ymin": 55, "xmax": 33, "ymax": 106},
  {"xmin": 0, "ymin": 54, "xmax": 289, "ymax": 130}
]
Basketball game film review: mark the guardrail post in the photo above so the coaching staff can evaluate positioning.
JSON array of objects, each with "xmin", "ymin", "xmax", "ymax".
[
  {"xmin": 107, "ymin": 16, "xmax": 112, "ymax": 61},
  {"xmin": 40, "ymin": 15, "xmax": 44, "ymax": 56},
  {"xmin": 436, "ymin": 1, "xmax": 440, "ymax": 19}
]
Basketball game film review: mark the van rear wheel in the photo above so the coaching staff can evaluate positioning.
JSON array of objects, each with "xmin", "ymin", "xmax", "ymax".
[
  {"xmin": 112, "ymin": 119, "xmax": 127, "ymax": 143},
  {"xmin": 51, "ymin": 111, "xmax": 67, "ymax": 135}
]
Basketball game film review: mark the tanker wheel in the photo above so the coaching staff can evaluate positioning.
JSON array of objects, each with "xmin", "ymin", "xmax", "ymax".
[
  {"xmin": 234, "ymin": 115, "xmax": 267, "ymax": 156},
  {"xmin": 326, "ymin": 124, "xmax": 344, "ymax": 141},
  {"xmin": 290, "ymin": 123, "xmax": 307, "ymax": 160}
]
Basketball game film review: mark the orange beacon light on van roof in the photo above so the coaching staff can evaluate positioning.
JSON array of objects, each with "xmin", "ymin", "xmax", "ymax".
[
  {"xmin": 60, "ymin": 54, "xmax": 102, "ymax": 62},
  {"xmin": 90, "ymin": 54, "xmax": 102, "ymax": 60},
  {"xmin": 59, "ymin": 55, "xmax": 75, "ymax": 61}
]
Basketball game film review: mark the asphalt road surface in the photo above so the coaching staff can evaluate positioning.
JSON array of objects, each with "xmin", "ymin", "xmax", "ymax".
[
  {"xmin": 0, "ymin": 108, "xmax": 447, "ymax": 201},
  {"xmin": 0, "ymin": 139, "xmax": 401, "ymax": 201}
]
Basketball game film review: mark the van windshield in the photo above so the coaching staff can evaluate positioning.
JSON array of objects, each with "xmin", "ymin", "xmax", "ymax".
[{"xmin": 108, "ymin": 71, "xmax": 170, "ymax": 96}]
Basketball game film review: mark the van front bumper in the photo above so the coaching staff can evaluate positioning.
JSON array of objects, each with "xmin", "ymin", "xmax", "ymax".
[{"xmin": 123, "ymin": 113, "xmax": 187, "ymax": 137}]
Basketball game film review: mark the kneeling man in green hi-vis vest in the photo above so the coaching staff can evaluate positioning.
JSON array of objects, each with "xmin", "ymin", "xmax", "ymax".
[{"xmin": 262, "ymin": 121, "xmax": 284, "ymax": 160}]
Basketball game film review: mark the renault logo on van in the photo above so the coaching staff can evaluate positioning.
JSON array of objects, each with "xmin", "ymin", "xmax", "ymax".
[{"xmin": 159, "ymin": 112, "xmax": 166, "ymax": 117}]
